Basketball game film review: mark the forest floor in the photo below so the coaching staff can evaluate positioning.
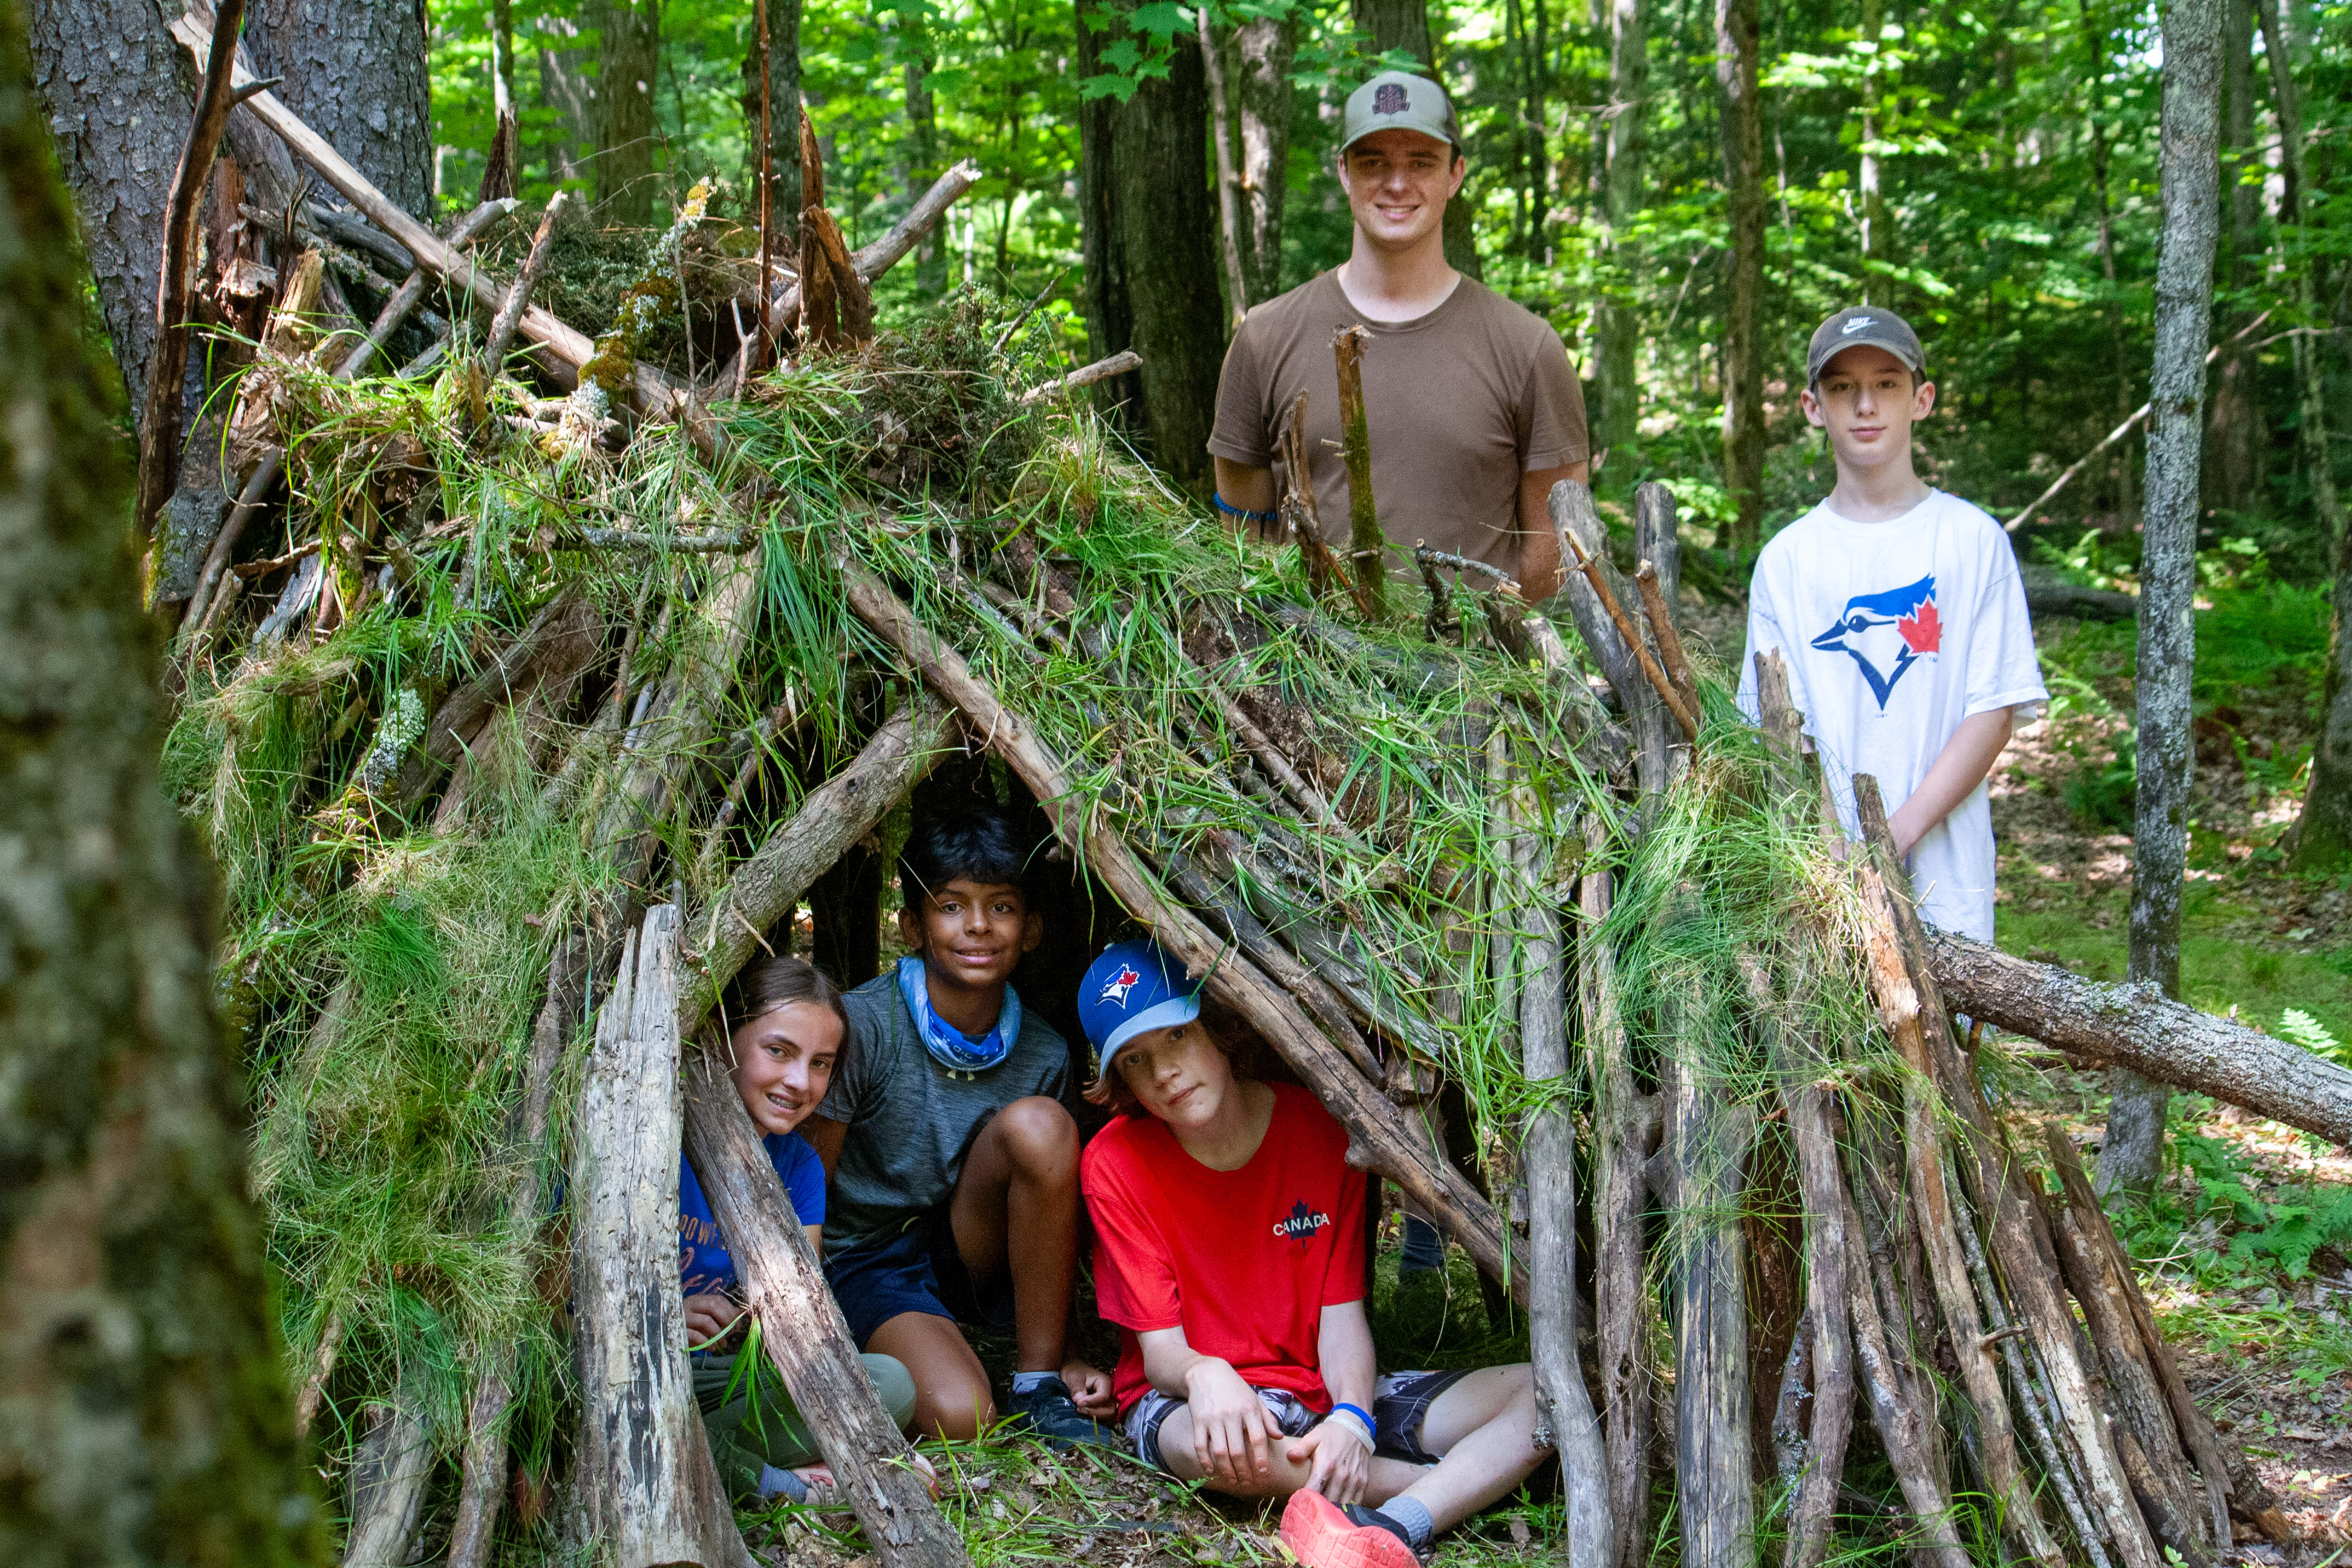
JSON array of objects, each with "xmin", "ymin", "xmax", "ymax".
[{"xmin": 743, "ymin": 569, "xmax": 2352, "ymax": 1568}]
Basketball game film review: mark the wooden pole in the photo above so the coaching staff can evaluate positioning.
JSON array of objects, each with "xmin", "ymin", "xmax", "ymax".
[
  {"xmin": 568, "ymin": 906, "xmax": 754, "ymax": 1568},
  {"xmin": 136, "ymin": 0, "xmax": 249, "ymax": 537},
  {"xmin": 1332, "ymin": 325, "xmax": 1388, "ymax": 616},
  {"xmin": 682, "ymin": 1060, "xmax": 969, "ymax": 1568},
  {"xmin": 1199, "ymin": 8, "xmax": 1250, "ymax": 328},
  {"xmin": 336, "ymin": 197, "xmax": 516, "ymax": 379},
  {"xmin": 483, "ymin": 192, "xmax": 568, "ymax": 367}
]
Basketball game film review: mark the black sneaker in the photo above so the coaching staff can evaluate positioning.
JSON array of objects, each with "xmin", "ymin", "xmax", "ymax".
[{"xmin": 1005, "ymin": 1374, "xmax": 1119, "ymax": 1449}]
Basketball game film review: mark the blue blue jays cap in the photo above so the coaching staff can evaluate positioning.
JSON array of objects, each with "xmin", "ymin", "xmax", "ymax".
[{"xmin": 1079, "ymin": 939, "xmax": 1203, "ymax": 1072}]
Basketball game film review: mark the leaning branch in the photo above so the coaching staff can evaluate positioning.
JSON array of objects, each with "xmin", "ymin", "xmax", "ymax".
[
  {"xmin": 1922, "ymin": 929, "xmax": 2352, "ymax": 1146},
  {"xmin": 1018, "ymin": 349, "xmax": 1142, "ymax": 404},
  {"xmin": 136, "ymin": 0, "xmax": 248, "ymax": 536}
]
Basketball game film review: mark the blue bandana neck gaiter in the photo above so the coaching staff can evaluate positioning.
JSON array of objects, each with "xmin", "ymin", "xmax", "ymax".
[{"xmin": 896, "ymin": 956, "xmax": 1021, "ymax": 1074}]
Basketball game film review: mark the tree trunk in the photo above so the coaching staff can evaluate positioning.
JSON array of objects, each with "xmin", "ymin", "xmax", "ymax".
[
  {"xmin": 568, "ymin": 905, "xmax": 753, "ymax": 1568},
  {"xmin": 1229, "ymin": 12, "xmax": 1293, "ymax": 305},
  {"xmin": 2106, "ymin": 0, "xmax": 2223, "ymax": 1199},
  {"xmin": 1857, "ymin": 0, "xmax": 1890, "ymax": 284},
  {"xmin": 2082, "ymin": 4, "xmax": 2138, "ymax": 531},
  {"xmin": 1668, "ymin": 1026, "xmax": 1754, "ymax": 1568},
  {"xmin": 246, "ymin": 0, "xmax": 431, "ymax": 218},
  {"xmin": 903, "ymin": 42, "xmax": 941, "ymax": 293},
  {"xmin": 536, "ymin": 14, "xmax": 593, "ymax": 188},
  {"xmin": 1592, "ymin": 0, "xmax": 1647, "ymax": 454},
  {"xmin": 748, "ymin": 0, "xmax": 802, "ymax": 253},
  {"xmin": 2203, "ymin": 0, "xmax": 2264, "ymax": 517},
  {"xmin": 591, "ymin": 0, "xmax": 661, "ymax": 223},
  {"xmin": 1075, "ymin": 1, "xmax": 1226, "ymax": 483},
  {"xmin": 1350, "ymin": 0, "xmax": 1481, "ymax": 279},
  {"xmin": 1074, "ymin": 3, "xmax": 1138, "ymax": 416},
  {"xmin": 23, "ymin": 0, "xmax": 193, "ymax": 410},
  {"xmin": 1714, "ymin": 0, "xmax": 1765, "ymax": 552},
  {"xmin": 0, "ymin": 7, "xmax": 323, "ymax": 1556}
]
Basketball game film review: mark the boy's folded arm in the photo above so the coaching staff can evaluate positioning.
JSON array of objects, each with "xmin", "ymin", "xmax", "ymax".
[
  {"xmin": 801, "ymin": 1112, "xmax": 848, "ymax": 1179},
  {"xmin": 1885, "ymin": 706, "xmax": 2016, "ymax": 857}
]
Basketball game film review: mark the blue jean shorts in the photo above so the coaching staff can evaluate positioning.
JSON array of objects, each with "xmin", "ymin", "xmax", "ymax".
[
  {"xmin": 822, "ymin": 1207, "xmax": 1017, "ymax": 1349},
  {"xmin": 1124, "ymin": 1368, "xmax": 1474, "ymax": 1472}
]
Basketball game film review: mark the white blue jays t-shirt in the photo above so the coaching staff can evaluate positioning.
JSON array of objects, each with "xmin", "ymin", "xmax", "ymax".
[{"xmin": 1736, "ymin": 490, "xmax": 2047, "ymax": 942}]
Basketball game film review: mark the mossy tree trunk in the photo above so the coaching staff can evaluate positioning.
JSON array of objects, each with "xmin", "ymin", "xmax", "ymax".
[
  {"xmin": 0, "ymin": 4, "xmax": 323, "ymax": 1559},
  {"xmin": 2106, "ymin": 0, "xmax": 2224, "ymax": 1198}
]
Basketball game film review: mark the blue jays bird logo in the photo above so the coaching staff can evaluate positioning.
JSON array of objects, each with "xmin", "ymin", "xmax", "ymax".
[
  {"xmin": 1099, "ymin": 965, "xmax": 1143, "ymax": 1007},
  {"xmin": 1811, "ymin": 575, "xmax": 1942, "ymax": 710}
]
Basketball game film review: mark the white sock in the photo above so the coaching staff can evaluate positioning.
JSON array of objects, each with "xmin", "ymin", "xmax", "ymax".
[{"xmin": 1010, "ymin": 1370, "xmax": 1057, "ymax": 1396}]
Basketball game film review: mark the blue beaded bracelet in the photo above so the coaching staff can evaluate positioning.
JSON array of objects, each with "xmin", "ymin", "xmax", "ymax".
[{"xmin": 1213, "ymin": 492, "xmax": 1281, "ymax": 526}]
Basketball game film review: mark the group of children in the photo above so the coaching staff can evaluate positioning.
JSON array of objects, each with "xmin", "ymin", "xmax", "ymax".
[
  {"xmin": 675, "ymin": 304, "xmax": 2047, "ymax": 1566},
  {"xmin": 682, "ymin": 807, "xmax": 1541, "ymax": 1568}
]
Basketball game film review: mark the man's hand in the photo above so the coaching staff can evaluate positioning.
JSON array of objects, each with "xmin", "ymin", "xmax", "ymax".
[
  {"xmin": 1287, "ymin": 1420, "xmax": 1371, "ymax": 1504},
  {"xmin": 1062, "ymin": 1359, "xmax": 1117, "ymax": 1419},
  {"xmin": 684, "ymin": 1292, "xmax": 746, "ymax": 1350},
  {"xmin": 1184, "ymin": 1357, "xmax": 1275, "ymax": 1490}
]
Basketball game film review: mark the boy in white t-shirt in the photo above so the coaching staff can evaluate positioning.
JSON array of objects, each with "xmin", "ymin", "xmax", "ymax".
[{"xmin": 1736, "ymin": 307, "xmax": 2048, "ymax": 941}]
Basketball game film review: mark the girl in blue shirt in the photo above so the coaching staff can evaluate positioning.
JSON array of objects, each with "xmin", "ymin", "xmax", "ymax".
[{"xmin": 686, "ymin": 958, "xmax": 920, "ymax": 1503}]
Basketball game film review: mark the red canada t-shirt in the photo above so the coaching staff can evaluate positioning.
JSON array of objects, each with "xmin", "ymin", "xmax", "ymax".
[{"xmin": 1081, "ymin": 1082, "xmax": 1370, "ymax": 1418}]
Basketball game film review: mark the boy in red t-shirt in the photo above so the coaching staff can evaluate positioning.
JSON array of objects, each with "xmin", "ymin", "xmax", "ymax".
[{"xmin": 1076, "ymin": 942, "xmax": 1550, "ymax": 1568}]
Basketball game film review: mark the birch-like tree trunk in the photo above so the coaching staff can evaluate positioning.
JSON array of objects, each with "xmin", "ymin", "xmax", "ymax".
[
  {"xmin": 1857, "ymin": 0, "xmax": 1890, "ymax": 284},
  {"xmin": 1229, "ymin": 10, "xmax": 1294, "ymax": 306},
  {"xmin": 1715, "ymin": 0, "xmax": 1766, "ymax": 552},
  {"xmin": 0, "ymin": 8, "xmax": 322, "ymax": 1555},
  {"xmin": 1592, "ymin": 0, "xmax": 1647, "ymax": 452},
  {"xmin": 246, "ymin": 0, "xmax": 432, "ymax": 217},
  {"xmin": 2105, "ymin": 0, "xmax": 2224, "ymax": 1198}
]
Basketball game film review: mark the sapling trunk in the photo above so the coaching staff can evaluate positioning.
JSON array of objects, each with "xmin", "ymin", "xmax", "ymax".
[{"xmin": 1332, "ymin": 326, "xmax": 1387, "ymax": 616}]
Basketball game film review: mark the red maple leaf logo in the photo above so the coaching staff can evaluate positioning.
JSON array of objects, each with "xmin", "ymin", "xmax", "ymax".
[{"xmin": 1898, "ymin": 597, "xmax": 1941, "ymax": 656}]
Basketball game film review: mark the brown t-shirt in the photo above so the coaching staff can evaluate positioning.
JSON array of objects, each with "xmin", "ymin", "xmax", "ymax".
[{"xmin": 1207, "ymin": 270, "xmax": 1589, "ymax": 574}]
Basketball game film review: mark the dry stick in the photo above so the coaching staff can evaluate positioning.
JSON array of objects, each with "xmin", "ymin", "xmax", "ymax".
[
  {"xmin": 446, "ymin": 938, "xmax": 587, "ymax": 1568},
  {"xmin": 2003, "ymin": 309, "xmax": 2276, "ymax": 533},
  {"xmin": 338, "ymin": 198, "xmax": 515, "ymax": 378},
  {"xmin": 2039, "ymin": 1129, "xmax": 2215, "ymax": 1565},
  {"xmin": 674, "ymin": 700, "xmax": 955, "ymax": 1030},
  {"xmin": 1922, "ymin": 927, "xmax": 2352, "ymax": 1147},
  {"xmin": 840, "ymin": 560, "xmax": 1523, "ymax": 1296},
  {"xmin": 1199, "ymin": 7, "xmax": 1250, "ymax": 328},
  {"xmin": 293, "ymin": 1303, "xmax": 345, "ymax": 1436},
  {"xmin": 1277, "ymin": 391, "xmax": 1350, "ymax": 602},
  {"xmin": 1552, "ymin": 495, "xmax": 1697, "ymax": 741},
  {"xmin": 1504, "ymin": 774, "xmax": 1612, "ymax": 1568},
  {"xmin": 1740, "ymin": 956, "xmax": 1854, "ymax": 1568},
  {"xmin": 1951, "ymin": 1159, "xmax": 2117, "ymax": 1568},
  {"xmin": 1854, "ymin": 858, "xmax": 2065, "ymax": 1567},
  {"xmin": 1331, "ymin": 326, "xmax": 1388, "ymax": 618},
  {"xmin": 1580, "ymin": 816, "xmax": 1653, "ymax": 1568},
  {"xmin": 1837, "ymin": 1174, "xmax": 1975, "ymax": 1568},
  {"xmin": 569, "ymin": 909, "xmax": 754, "ymax": 1568},
  {"xmin": 342, "ymin": 1364, "xmax": 437, "ymax": 1568},
  {"xmin": 690, "ymin": 700, "xmax": 799, "ymax": 892},
  {"xmin": 483, "ymin": 191, "xmax": 567, "ymax": 367},
  {"xmin": 136, "ymin": 0, "xmax": 249, "ymax": 536},
  {"xmin": 2044, "ymin": 1132, "xmax": 2263, "ymax": 1546},
  {"xmin": 1634, "ymin": 561, "xmax": 1700, "ymax": 716},
  {"xmin": 1019, "ymin": 348, "xmax": 1142, "ymax": 404},
  {"xmin": 990, "ymin": 267, "xmax": 1068, "ymax": 355},
  {"xmin": 1849, "ymin": 776, "xmax": 2166, "ymax": 1568},
  {"xmin": 181, "ymin": 449, "xmax": 285, "ymax": 633},
  {"xmin": 683, "ymin": 1060, "xmax": 967, "ymax": 1568},
  {"xmin": 751, "ymin": 0, "xmax": 775, "ymax": 378}
]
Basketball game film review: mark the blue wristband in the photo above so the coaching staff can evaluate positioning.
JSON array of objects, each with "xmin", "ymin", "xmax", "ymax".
[
  {"xmin": 1331, "ymin": 1402, "xmax": 1374, "ymax": 1431},
  {"xmin": 1214, "ymin": 492, "xmax": 1281, "ymax": 526}
]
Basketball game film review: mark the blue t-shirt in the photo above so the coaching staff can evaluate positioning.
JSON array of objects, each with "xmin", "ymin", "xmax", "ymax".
[{"xmin": 678, "ymin": 1131, "xmax": 826, "ymax": 1298}]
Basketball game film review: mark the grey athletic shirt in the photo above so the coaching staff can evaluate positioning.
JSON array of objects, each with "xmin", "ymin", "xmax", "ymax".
[{"xmin": 815, "ymin": 970, "xmax": 1078, "ymax": 1257}]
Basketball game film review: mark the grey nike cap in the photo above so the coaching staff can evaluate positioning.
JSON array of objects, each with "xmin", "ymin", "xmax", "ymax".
[
  {"xmin": 1806, "ymin": 306, "xmax": 1927, "ymax": 384},
  {"xmin": 1340, "ymin": 70, "xmax": 1462, "ymax": 157}
]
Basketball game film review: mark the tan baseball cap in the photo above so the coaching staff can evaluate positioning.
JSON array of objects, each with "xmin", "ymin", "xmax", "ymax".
[
  {"xmin": 1340, "ymin": 70, "xmax": 1462, "ymax": 157},
  {"xmin": 1807, "ymin": 306, "xmax": 1927, "ymax": 384}
]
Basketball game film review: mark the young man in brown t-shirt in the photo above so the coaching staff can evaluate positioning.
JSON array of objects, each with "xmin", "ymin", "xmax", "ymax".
[{"xmin": 1207, "ymin": 70, "xmax": 1589, "ymax": 598}]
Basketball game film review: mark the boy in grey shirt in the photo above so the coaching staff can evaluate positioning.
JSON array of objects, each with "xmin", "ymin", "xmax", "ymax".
[{"xmin": 804, "ymin": 808, "xmax": 1115, "ymax": 1446}]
